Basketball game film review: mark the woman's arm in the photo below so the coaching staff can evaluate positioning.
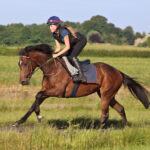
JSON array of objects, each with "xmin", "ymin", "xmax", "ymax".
[
  {"xmin": 54, "ymin": 40, "xmax": 61, "ymax": 53},
  {"xmin": 53, "ymin": 35, "xmax": 70, "ymax": 58}
]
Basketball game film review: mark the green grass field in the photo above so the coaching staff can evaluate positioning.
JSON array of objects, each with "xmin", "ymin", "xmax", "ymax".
[{"xmin": 0, "ymin": 44, "xmax": 150, "ymax": 150}]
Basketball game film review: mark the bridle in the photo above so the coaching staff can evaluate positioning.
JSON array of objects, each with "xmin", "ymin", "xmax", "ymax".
[{"xmin": 19, "ymin": 55, "xmax": 54, "ymax": 79}]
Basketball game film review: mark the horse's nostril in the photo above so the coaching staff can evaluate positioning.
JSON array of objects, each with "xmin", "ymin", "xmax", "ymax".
[{"xmin": 21, "ymin": 81, "xmax": 29, "ymax": 85}]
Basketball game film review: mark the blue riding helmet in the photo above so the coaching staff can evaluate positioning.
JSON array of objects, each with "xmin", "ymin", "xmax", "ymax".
[{"xmin": 47, "ymin": 16, "xmax": 62, "ymax": 25}]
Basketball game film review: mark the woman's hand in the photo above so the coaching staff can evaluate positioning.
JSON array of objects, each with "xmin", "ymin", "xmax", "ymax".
[{"xmin": 52, "ymin": 53, "xmax": 58, "ymax": 58}]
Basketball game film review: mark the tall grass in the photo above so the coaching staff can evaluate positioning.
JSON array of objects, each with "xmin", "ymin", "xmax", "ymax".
[
  {"xmin": 0, "ymin": 126, "xmax": 150, "ymax": 150},
  {"xmin": 0, "ymin": 45, "xmax": 18, "ymax": 56},
  {"xmin": 1, "ymin": 43, "xmax": 150, "ymax": 57},
  {"xmin": 81, "ymin": 44, "xmax": 150, "ymax": 57},
  {"xmin": 85, "ymin": 43, "xmax": 150, "ymax": 51}
]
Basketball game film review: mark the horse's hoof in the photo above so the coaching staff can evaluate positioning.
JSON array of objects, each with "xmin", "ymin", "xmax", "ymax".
[
  {"xmin": 95, "ymin": 125, "xmax": 101, "ymax": 129},
  {"xmin": 37, "ymin": 115, "xmax": 44, "ymax": 123},
  {"xmin": 94, "ymin": 123, "xmax": 106, "ymax": 130},
  {"xmin": 11, "ymin": 122, "xmax": 19, "ymax": 127}
]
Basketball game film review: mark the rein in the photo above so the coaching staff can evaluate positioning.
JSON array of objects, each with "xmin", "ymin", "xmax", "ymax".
[
  {"xmin": 20, "ymin": 56, "xmax": 54, "ymax": 78},
  {"xmin": 32, "ymin": 57, "xmax": 54, "ymax": 74}
]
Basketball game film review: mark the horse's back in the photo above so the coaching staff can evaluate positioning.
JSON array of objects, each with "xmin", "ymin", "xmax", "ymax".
[
  {"xmin": 93, "ymin": 62, "xmax": 123, "ymax": 89},
  {"xmin": 94, "ymin": 62, "xmax": 122, "ymax": 75}
]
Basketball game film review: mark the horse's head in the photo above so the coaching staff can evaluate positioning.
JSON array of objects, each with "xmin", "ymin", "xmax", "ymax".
[
  {"xmin": 18, "ymin": 44, "xmax": 53, "ymax": 85},
  {"xmin": 18, "ymin": 55, "xmax": 34, "ymax": 85}
]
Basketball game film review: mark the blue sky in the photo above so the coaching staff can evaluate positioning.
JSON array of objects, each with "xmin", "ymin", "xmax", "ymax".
[{"xmin": 0, "ymin": 0, "xmax": 150, "ymax": 34}]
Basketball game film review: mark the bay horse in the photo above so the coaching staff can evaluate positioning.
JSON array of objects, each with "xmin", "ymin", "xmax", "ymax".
[{"xmin": 12, "ymin": 44, "xmax": 150, "ymax": 127}]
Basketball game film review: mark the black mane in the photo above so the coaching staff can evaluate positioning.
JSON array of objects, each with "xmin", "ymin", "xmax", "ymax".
[{"xmin": 19, "ymin": 44, "xmax": 54, "ymax": 56}]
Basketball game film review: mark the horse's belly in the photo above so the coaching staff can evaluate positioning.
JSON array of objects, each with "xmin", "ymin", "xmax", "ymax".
[{"xmin": 65, "ymin": 82, "xmax": 99, "ymax": 98}]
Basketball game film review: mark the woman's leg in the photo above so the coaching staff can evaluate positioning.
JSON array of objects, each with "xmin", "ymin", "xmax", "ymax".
[
  {"xmin": 69, "ymin": 38, "xmax": 87, "ymax": 83},
  {"xmin": 70, "ymin": 38, "xmax": 87, "ymax": 57}
]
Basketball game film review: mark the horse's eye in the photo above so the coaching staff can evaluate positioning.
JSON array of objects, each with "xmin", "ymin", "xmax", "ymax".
[{"xmin": 23, "ymin": 63, "xmax": 27, "ymax": 66}]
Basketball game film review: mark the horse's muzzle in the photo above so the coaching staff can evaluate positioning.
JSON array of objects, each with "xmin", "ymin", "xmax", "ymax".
[{"xmin": 21, "ymin": 80, "xmax": 29, "ymax": 85}]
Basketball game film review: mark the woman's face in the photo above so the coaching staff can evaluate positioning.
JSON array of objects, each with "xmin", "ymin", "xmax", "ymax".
[{"xmin": 49, "ymin": 24, "xmax": 58, "ymax": 33}]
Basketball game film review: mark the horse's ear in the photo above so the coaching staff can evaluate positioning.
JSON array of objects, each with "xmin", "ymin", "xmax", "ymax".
[{"xmin": 18, "ymin": 48, "xmax": 21, "ymax": 54}]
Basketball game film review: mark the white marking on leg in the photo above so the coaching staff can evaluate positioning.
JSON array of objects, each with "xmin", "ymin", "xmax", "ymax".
[{"xmin": 38, "ymin": 115, "xmax": 43, "ymax": 119}]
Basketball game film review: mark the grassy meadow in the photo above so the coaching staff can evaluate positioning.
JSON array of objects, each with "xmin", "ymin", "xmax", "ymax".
[{"xmin": 0, "ymin": 44, "xmax": 150, "ymax": 150}]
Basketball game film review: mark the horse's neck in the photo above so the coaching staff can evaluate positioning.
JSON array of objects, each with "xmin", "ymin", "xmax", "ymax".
[
  {"xmin": 40, "ymin": 58, "xmax": 62, "ymax": 75},
  {"xmin": 29, "ymin": 52, "xmax": 54, "ymax": 74},
  {"xmin": 30, "ymin": 51, "xmax": 65, "ymax": 76}
]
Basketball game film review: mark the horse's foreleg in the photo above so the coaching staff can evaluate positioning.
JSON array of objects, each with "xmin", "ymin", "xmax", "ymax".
[
  {"xmin": 12, "ymin": 101, "xmax": 36, "ymax": 127},
  {"xmin": 12, "ymin": 91, "xmax": 46, "ymax": 127},
  {"xmin": 34, "ymin": 91, "xmax": 47, "ymax": 122}
]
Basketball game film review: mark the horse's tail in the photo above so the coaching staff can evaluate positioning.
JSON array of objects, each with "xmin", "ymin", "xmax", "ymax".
[{"xmin": 120, "ymin": 72, "xmax": 150, "ymax": 109}]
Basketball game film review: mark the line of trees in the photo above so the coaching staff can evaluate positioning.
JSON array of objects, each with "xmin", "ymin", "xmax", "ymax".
[{"xmin": 0, "ymin": 15, "xmax": 145, "ymax": 46}]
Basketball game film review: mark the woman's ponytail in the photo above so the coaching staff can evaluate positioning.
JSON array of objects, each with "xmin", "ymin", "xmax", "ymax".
[{"xmin": 62, "ymin": 25, "xmax": 77, "ymax": 38}]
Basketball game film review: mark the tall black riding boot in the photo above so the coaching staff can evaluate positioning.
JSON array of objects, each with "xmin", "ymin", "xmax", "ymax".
[{"xmin": 72, "ymin": 57, "xmax": 87, "ymax": 83}]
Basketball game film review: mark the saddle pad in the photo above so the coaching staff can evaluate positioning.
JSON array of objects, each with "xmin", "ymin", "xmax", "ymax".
[{"xmin": 80, "ymin": 63, "xmax": 98, "ymax": 84}]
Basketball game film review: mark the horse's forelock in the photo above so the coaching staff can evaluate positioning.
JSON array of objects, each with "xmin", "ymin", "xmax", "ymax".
[{"xmin": 19, "ymin": 48, "xmax": 27, "ymax": 56}]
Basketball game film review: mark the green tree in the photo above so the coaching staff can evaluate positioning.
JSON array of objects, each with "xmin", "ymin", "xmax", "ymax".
[
  {"xmin": 123, "ymin": 26, "xmax": 135, "ymax": 45},
  {"xmin": 135, "ymin": 32, "xmax": 143, "ymax": 39},
  {"xmin": 0, "ymin": 25, "xmax": 7, "ymax": 44},
  {"xmin": 81, "ymin": 15, "xmax": 107, "ymax": 35},
  {"xmin": 142, "ymin": 32, "xmax": 146, "ymax": 37},
  {"xmin": 0, "ymin": 15, "xmax": 139, "ymax": 45},
  {"xmin": 4, "ymin": 23, "xmax": 24, "ymax": 45},
  {"xmin": 38, "ymin": 24, "xmax": 52, "ymax": 44},
  {"xmin": 20, "ymin": 27, "xmax": 31, "ymax": 44},
  {"xmin": 87, "ymin": 30, "xmax": 101, "ymax": 43}
]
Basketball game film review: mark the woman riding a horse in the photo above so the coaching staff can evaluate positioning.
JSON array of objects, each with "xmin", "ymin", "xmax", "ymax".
[{"xmin": 47, "ymin": 16, "xmax": 87, "ymax": 83}]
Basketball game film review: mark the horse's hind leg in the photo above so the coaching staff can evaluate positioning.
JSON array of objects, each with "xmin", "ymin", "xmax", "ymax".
[
  {"xmin": 99, "ymin": 96, "xmax": 110, "ymax": 126},
  {"xmin": 110, "ymin": 98, "xmax": 127, "ymax": 125},
  {"xmin": 97, "ymin": 87, "xmax": 121, "ymax": 128},
  {"xmin": 97, "ymin": 91, "xmax": 110, "ymax": 127}
]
